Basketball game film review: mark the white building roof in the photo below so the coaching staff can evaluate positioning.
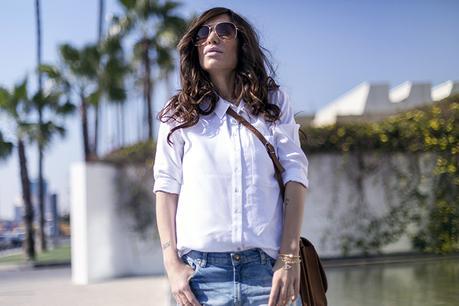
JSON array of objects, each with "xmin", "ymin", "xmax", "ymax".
[
  {"xmin": 432, "ymin": 80, "xmax": 459, "ymax": 101},
  {"xmin": 312, "ymin": 80, "xmax": 458, "ymax": 127}
]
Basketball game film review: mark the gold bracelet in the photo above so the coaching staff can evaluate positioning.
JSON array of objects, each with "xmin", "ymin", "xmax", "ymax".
[
  {"xmin": 278, "ymin": 254, "xmax": 301, "ymax": 270},
  {"xmin": 278, "ymin": 254, "xmax": 301, "ymax": 261},
  {"xmin": 278, "ymin": 253, "xmax": 300, "ymax": 258},
  {"xmin": 279, "ymin": 258, "xmax": 302, "ymax": 264},
  {"xmin": 279, "ymin": 259, "xmax": 301, "ymax": 270}
]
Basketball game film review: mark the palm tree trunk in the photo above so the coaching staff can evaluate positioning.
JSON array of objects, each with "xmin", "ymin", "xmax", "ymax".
[
  {"xmin": 80, "ymin": 93, "xmax": 91, "ymax": 161},
  {"xmin": 18, "ymin": 138, "xmax": 36, "ymax": 262},
  {"xmin": 116, "ymin": 103, "xmax": 119, "ymax": 146},
  {"xmin": 35, "ymin": 0, "xmax": 47, "ymax": 252},
  {"xmin": 121, "ymin": 102, "xmax": 125, "ymax": 145},
  {"xmin": 93, "ymin": 0, "xmax": 105, "ymax": 158},
  {"xmin": 38, "ymin": 113, "xmax": 47, "ymax": 252},
  {"xmin": 94, "ymin": 104, "xmax": 100, "ymax": 157},
  {"xmin": 143, "ymin": 38, "xmax": 153, "ymax": 140}
]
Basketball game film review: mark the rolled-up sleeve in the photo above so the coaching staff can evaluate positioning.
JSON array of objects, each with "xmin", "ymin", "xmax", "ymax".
[
  {"xmin": 272, "ymin": 88, "xmax": 309, "ymax": 189},
  {"xmin": 153, "ymin": 118, "xmax": 184, "ymax": 195}
]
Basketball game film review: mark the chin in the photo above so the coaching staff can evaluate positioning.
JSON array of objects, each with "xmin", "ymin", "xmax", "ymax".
[
  {"xmin": 205, "ymin": 64, "xmax": 226, "ymax": 71},
  {"xmin": 206, "ymin": 61, "xmax": 236, "ymax": 69}
]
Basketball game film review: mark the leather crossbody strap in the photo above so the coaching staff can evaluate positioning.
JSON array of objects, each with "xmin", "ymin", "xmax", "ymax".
[
  {"xmin": 227, "ymin": 107, "xmax": 328, "ymax": 306},
  {"xmin": 226, "ymin": 107, "xmax": 286, "ymax": 199}
]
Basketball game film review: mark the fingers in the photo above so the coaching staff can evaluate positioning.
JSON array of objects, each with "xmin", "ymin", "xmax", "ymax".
[
  {"xmin": 268, "ymin": 280, "xmax": 280, "ymax": 306},
  {"xmin": 292, "ymin": 278, "xmax": 299, "ymax": 303},
  {"xmin": 182, "ymin": 285, "xmax": 201, "ymax": 306},
  {"xmin": 287, "ymin": 284, "xmax": 296, "ymax": 305},
  {"xmin": 172, "ymin": 268, "xmax": 201, "ymax": 306},
  {"xmin": 174, "ymin": 286, "xmax": 200, "ymax": 306},
  {"xmin": 268, "ymin": 278, "xmax": 297, "ymax": 306},
  {"xmin": 277, "ymin": 281, "xmax": 289, "ymax": 305},
  {"xmin": 173, "ymin": 291, "xmax": 186, "ymax": 305}
]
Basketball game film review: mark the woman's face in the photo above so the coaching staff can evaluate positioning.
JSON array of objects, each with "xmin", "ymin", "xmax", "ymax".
[{"xmin": 196, "ymin": 14, "xmax": 239, "ymax": 75}]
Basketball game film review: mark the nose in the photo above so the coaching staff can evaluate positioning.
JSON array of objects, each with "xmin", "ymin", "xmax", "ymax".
[{"xmin": 206, "ymin": 27, "xmax": 220, "ymax": 45}]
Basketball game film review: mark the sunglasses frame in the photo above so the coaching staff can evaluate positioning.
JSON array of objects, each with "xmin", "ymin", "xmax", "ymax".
[{"xmin": 193, "ymin": 21, "xmax": 240, "ymax": 46}]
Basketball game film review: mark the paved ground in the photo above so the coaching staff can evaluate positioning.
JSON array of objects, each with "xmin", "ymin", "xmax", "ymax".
[{"xmin": 0, "ymin": 265, "xmax": 172, "ymax": 306}]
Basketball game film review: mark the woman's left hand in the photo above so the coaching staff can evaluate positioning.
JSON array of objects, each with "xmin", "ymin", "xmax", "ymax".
[{"xmin": 268, "ymin": 259, "xmax": 300, "ymax": 306}]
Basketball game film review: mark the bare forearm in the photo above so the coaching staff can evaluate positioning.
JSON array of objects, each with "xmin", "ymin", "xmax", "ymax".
[
  {"xmin": 279, "ymin": 181, "xmax": 307, "ymax": 255},
  {"xmin": 155, "ymin": 191, "xmax": 181, "ymax": 268}
]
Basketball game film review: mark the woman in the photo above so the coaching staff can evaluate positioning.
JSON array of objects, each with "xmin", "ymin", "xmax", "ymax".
[{"xmin": 153, "ymin": 7, "xmax": 309, "ymax": 306}]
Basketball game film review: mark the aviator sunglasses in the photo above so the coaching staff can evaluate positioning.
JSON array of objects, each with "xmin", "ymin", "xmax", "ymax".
[{"xmin": 193, "ymin": 22, "xmax": 240, "ymax": 46}]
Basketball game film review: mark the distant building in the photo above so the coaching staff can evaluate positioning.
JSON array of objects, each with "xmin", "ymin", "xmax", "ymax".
[
  {"xmin": 13, "ymin": 178, "xmax": 60, "ymax": 239},
  {"xmin": 47, "ymin": 193, "xmax": 60, "ymax": 238},
  {"xmin": 311, "ymin": 80, "xmax": 459, "ymax": 127},
  {"xmin": 13, "ymin": 199, "xmax": 22, "ymax": 224},
  {"xmin": 432, "ymin": 80, "xmax": 459, "ymax": 101}
]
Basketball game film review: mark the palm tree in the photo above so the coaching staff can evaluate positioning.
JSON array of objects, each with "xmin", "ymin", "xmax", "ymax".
[
  {"xmin": 95, "ymin": 30, "xmax": 130, "ymax": 150},
  {"xmin": 114, "ymin": 0, "xmax": 188, "ymax": 140},
  {"xmin": 30, "ymin": 76, "xmax": 76, "ymax": 249},
  {"xmin": 39, "ymin": 45, "xmax": 96, "ymax": 161},
  {"xmin": 0, "ymin": 79, "xmax": 36, "ymax": 262},
  {"xmin": 34, "ymin": 0, "xmax": 49, "ymax": 252},
  {"xmin": 40, "ymin": 39, "xmax": 128, "ymax": 161}
]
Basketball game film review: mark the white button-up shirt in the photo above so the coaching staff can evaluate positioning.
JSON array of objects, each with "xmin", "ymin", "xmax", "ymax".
[{"xmin": 153, "ymin": 87, "xmax": 309, "ymax": 260}]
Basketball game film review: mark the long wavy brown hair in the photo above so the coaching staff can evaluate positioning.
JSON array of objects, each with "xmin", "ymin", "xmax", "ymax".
[{"xmin": 157, "ymin": 7, "xmax": 285, "ymax": 145}]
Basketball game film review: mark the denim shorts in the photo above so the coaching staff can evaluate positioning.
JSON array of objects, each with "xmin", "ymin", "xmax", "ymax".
[{"xmin": 178, "ymin": 247, "xmax": 302, "ymax": 306}]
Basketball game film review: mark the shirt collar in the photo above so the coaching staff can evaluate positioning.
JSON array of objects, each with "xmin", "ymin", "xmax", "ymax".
[{"xmin": 214, "ymin": 96, "xmax": 249, "ymax": 119}]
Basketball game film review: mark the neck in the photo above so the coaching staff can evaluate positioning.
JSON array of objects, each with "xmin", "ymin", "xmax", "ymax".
[{"xmin": 209, "ymin": 70, "xmax": 238, "ymax": 105}]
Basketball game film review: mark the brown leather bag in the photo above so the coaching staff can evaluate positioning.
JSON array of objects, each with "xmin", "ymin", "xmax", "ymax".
[{"xmin": 227, "ymin": 107, "xmax": 328, "ymax": 306}]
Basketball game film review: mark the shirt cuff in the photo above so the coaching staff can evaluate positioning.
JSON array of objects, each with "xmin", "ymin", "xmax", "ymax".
[
  {"xmin": 282, "ymin": 168, "xmax": 309, "ymax": 189},
  {"xmin": 153, "ymin": 177, "xmax": 181, "ymax": 194}
]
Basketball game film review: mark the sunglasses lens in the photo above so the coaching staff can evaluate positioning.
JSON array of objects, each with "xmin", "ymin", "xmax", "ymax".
[
  {"xmin": 215, "ymin": 22, "xmax": 237, "ymax": 38},
  {"xmin": 195, "ymin": 26, "xmax": 210, "ymax": 44},
  {"xmin": 194, "ymin": 22, "xmax": 237, "ymax": 45}
]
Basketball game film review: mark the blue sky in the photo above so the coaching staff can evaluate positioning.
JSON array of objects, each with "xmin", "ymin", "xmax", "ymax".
[{"xmin": 1, "ymin": 0, "xmax": 458, "ymax": 219}]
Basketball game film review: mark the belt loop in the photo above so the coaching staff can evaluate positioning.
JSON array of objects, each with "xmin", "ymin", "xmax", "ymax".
[
  {"xmin": 201, "ymin": 251, "xmax": 208, "ymax": 268},
  {"xmin": 257, "ymin": 248, "xmax": 266, "ymax": 264}
]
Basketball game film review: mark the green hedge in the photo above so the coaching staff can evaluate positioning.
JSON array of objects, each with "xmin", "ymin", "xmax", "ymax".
[
  {"xmin": 301, "ymin": 94, "xmax": 458, "ymax": 254},
  {"xmin": 302, "ymin": 94, "xmax": 458, "ymax": 157}
]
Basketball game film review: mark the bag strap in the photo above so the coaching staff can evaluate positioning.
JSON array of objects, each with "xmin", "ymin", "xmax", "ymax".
[
  {"xmin": 226, "ymin": 107, "xmax": 286, "ymax": 199},
  {"xmin": 227, "ymin": 108, "xmax": 329, "ymax": 305}
]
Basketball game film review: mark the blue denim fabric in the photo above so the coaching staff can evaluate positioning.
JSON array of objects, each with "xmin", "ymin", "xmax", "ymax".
[{"xmin": 179, "ymin": 247, "xmax": 302, "ymax": 306}]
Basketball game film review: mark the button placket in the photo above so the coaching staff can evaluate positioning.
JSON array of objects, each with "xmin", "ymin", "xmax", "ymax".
[
  {"xmin": 230, "ymin": 115, "xmax": 238, "ymax": 246},
  {"xmin": 235, "ymin": 121, "xmax": 243, "ymax": 247},
  {"xmin": 230, "ymin": 112, "xmax": 243, "ymax": 248}
]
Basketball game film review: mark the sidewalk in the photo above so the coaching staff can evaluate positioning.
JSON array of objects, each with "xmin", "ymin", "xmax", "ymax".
[{"xmin": 0, "ymin": 265, "xmax": 172, "ymax": 306}]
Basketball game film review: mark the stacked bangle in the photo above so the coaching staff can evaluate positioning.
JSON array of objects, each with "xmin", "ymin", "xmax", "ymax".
[{"xmin": 278, "ymin": 253, "xmax": 301, "ymax": 270}]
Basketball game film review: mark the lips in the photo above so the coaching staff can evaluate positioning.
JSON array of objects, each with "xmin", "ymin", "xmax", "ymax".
[{"xmin": 205, "ymin": 47, "xmax": 223, "ymax": 54}]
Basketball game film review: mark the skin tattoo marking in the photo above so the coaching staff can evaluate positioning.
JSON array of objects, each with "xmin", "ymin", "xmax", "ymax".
[
  {"xmin": 162, "ymin": 240, "xmax": 172, "ymax": 250},
  {"xmin": 284, "ymin": 197, "xmax": 291, "ymax": 208}
]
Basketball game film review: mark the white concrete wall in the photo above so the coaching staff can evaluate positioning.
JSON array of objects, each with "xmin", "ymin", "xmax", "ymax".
[
  {"xmin": 303, "ymin": 152, "xmax": 436, "ymax": 257},
  {"xmin": 70, "ymin": 162, "xmax": 164, "ymax": 284},
  {"xmin": 70, "ymin": 151, "xmax": 436, "ymax": 282}
]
